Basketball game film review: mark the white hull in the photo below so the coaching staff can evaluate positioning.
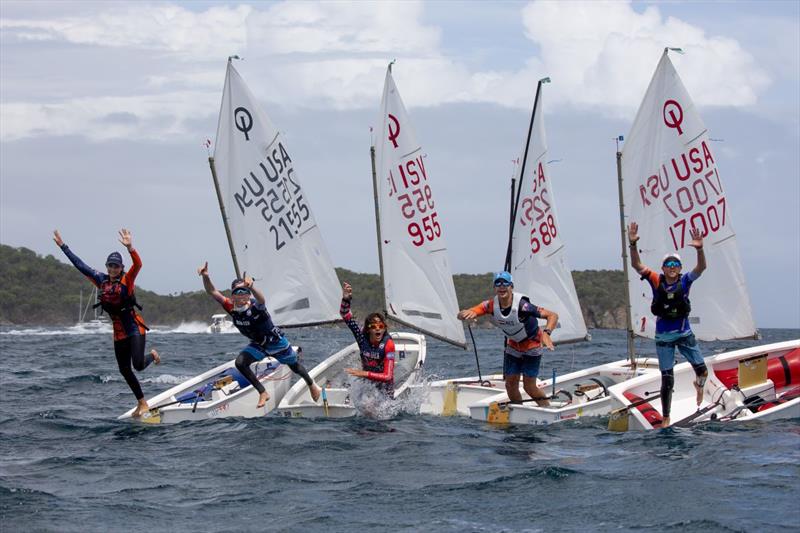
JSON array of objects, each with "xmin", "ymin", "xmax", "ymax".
[
  {"xmin": 608, "ymin": 339, "xmax": 800, "ymax": 430},
  {"xmin": 118, "ymin": 357, "xmax": 293, "ymax": 424},
  {"xmin": 277, "ymin": 332, "xmax": 426, "ymax": 418},
  {"xmin": 469, "ymin": 357, "xmax": 662, "ymax": 425},
  {"xmin": 415, "ymin": 375, "xmax": 505, "ymax": 416}
]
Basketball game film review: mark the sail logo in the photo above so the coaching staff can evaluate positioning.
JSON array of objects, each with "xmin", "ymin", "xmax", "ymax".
[
  {"xmin": 663, "ymin": 100, "xmax": 684, "ymax": 135},
  {"xmin": 234, "ymin": 107, "xmax": 254, "ymax": 141},
  {"xmin": 388, "ymin": 114, "xmax": 400, "ymax": 148}
]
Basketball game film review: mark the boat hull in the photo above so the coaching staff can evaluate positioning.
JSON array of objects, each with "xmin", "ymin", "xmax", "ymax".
[
  {"xmin": 118, "ymin": 357, "xmax": 293, "ymax": 424},
  {"xmin": 607, "ymin": 339, "xmax": 800, "ymax": 430},
  {"xmin": 277, "ymin": 332, "xmax": 426, "ymax": 418},
  {"xmin": 469, "ymin": 357, "xmax": 661, "ymax": 425}
]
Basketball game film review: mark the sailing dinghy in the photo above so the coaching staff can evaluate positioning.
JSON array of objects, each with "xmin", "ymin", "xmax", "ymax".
[
  {"xmin": 278, "ymin": 64, "xmax": 464, "ymax": 418},
  {"xmin": 606, "ymin": 49, "xmax": 767, "ymax": 430},
  {"xmin": 120, "ymin": 58, "xmax": 341, "ymax": 423},
  {"xmin": 463, "ymin": 78, "xmax": 659, "ymax": 424},
  {"xmin": 608, "ymin": 340, "xmax": 800, "ymax": 430}
]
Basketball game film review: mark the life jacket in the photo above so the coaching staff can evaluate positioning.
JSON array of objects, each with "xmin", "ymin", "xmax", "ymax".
[
  {"xmin": 489, "ymin": 292, "xmax": 540, "ymax": 343},
  {"xmin": 649, "ymin": 274, "xmax": 691, "ymax": 319},
  {"xmin": 361, "ymin": 333, "xmax": 394, "ymax": 395},
  {"xmin": 229, "ymin": 300, "xmax": 283, "ymax": 346},
  {"xmin": 94, "ymin": 278, "xmax": 142, "ymax": 317},
  {"xmin": 361, "ymin": 333, "xmax": 390, "ymax": 374}
]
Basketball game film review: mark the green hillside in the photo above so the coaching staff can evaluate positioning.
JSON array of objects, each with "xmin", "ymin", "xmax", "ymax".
[{"xmin": 0, "ymin": 244, "xmax": 626, "ymax": 328}]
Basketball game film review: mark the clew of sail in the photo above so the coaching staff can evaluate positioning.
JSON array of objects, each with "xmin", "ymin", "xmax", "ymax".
[
  {"xmin": 212, "ymin": 60, "xmax": 341, "ymax": 327},
  {"xmin": 509, "ymin": 81, "xmax": 588, "ymax": 344},
  {"xmin": 620, "ymin": 50, "xmax": 757, "ymax": 341},
  {"xmin": 372, "ymin": 66, "xmax": 466, "ymax": 348}
]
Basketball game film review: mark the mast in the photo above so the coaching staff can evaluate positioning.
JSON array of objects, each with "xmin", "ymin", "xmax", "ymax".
[
  {"xmin": 504, "ymin": 77, "xmax": 550, "ymax": 270},
  {"xmin": 369, "ymin": 145, "xmax": 387, "ymax": 309},
  {"xmin": 615, "ymin": 142, "xmax": 636, "ymax": 365},
  {"xmin": 207, "ymin": 155, "xmax": 241, "ymax": 279}
]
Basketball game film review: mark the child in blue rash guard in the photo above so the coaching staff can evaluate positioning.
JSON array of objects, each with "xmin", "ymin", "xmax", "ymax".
[
  {"xmin": 340, "ymin": 282, "xmax": 396, "ymax": 396},
  {"xmin": 197, "ymin": 262, "xmax": 321, "ymax": 408},
  {"xmin": 628, "ymin": 222, "xmax": 709, "ymax": 428}
]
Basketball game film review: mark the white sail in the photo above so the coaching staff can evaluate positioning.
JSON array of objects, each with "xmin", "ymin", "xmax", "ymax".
[
  {"xmin": 509, "ymin": 83, "xmax": 588, "ymax": 343},
  {"xmin": 621, "ymin": 50, "xmax": 757, "ymax": 341},
  {"xmin": 372, "ymin": 67, "xmax": 466, "ymax": 347},
  {"xmin": 212, "ymin": 60, "xmax": 341, "ymax": 326}
]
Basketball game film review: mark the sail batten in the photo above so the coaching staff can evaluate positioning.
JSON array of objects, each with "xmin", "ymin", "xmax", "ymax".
[
  {"xmin": 372, "ymin": 67, "xmax": 466, "ymax": 348},
  {"xmin": 620, "ymin": 50, "xmax": 757, "ymax": 341},
  {"xmin": 211, "ymin": 60, "xmax": 341, "ymax": 327}
]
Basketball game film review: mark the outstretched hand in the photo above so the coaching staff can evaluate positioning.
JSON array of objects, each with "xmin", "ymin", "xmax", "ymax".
[
  {"xmin": 118, "ymin": 228, "xmax": 132, "ymax": 250},
  {"xmin": 627, "ymin": 222, "xmax": 639, "ymax": 244},
  {"xmin": 457, "ymin": 309, "xmax": 477, "ymax": 321},
  {"xmin": 345, "ymin": 368, "xmax": 367, "ymax": 378},
  {"xmin": 688, "ymin": 226, "xmax": 704, "ymax": 249},
  {"xmin": 198, "ymin": 261, "xmax": 209, "ymax": 277},
  {"xmin": 342, "ymin": 282, "xmax": 352, "ymax": 300},
  {"xmin": 53, "ymin": 230, "xmax": 64, "ymax": 247}
]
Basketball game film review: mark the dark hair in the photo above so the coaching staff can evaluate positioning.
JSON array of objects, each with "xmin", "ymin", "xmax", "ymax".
[{"xmin": 362, "ymin": 312, "xmax": 387, "ymax": 337}]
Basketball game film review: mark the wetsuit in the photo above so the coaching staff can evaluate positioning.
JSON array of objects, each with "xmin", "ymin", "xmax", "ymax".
[
  {"xmin": 340, "ymin": 297, "xmax": 395, "ymax": 396},
  {"xmin": 59, "ymin": 245, "xmax": 154, "ymax": 400},
  {"xmin": 221, "ymin": 297, "xmax": 314, "ymax": 394}
]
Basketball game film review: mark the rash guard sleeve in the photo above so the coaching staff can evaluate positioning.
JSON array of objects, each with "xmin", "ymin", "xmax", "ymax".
[
  {"xmin": 59, "ymin": 244, "xmax": 103, "ymax": 287},
  {"xmin": 340, "ymin": 297, "xmax": 369, "ymax": 349}
]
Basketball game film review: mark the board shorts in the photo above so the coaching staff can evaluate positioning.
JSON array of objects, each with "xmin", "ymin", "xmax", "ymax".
[
  {"xmin": 241, "ymin": 339, "xmax": 297, "ymax": 365},
  {"xmin": 503, "ymin": 349, "xmax": 543, "ymax": 378}
]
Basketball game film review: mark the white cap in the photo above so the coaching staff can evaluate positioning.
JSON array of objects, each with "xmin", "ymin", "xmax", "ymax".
[{"xmin": 662, "ymin": 253, "xmax": 682, "ymax": 263}]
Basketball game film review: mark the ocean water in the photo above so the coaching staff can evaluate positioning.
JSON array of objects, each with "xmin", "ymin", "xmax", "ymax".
[{"xmin": 1, "ymin": 326, "xmax": 798, "ymax": 533}]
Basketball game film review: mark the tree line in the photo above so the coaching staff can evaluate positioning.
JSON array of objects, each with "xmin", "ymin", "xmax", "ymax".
[{"xmin": 0, "ymin": 244, "xmax": 626, "ymax": 328}]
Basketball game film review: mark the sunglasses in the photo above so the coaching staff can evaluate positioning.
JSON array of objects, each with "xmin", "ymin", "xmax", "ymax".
[
  {"xmin": 663, "ymin": 261, "xmax": 681, "ymax": 268},
  {"xmin": 494, "ymin": 280, "xmax": 512, "ymax": 287},
  {"xmin": 367, "ymin": 322, "xmax": 386, "ymax": 331}
]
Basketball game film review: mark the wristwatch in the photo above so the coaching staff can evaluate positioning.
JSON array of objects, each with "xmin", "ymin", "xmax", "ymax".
[{"xmin": 543, "ymin": 328, "xmax": 552, "ymax": 335}]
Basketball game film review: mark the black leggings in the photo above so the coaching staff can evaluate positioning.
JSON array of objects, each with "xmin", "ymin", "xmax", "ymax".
[
  {"xmin": 113, "ymin": 334, "xmax": 154, "ymax": 400},
  {"xmin": 234, "ymin": 353, "xmax": 313, "ymax": 394}
]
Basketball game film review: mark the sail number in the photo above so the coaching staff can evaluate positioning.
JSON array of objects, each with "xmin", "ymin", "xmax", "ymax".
[
  {"xmin": 388, "ymin": 154, "xmax": 443, "ymax": 247},
  {"xmin": 637, "ymin": 139, "xmax": 730, "ymax": 251},
  {"xmin": 518, "ymin": 163, "xmax": 559, "ymax": 255},
  {"xmin": 233, "ymin": 141, "xmax": 312, "ymax": 251}
]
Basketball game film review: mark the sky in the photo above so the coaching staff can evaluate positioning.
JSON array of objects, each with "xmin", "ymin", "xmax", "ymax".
[{"xmin": 1, "ymin": 0, "xmax": 798, "ymax": 328}]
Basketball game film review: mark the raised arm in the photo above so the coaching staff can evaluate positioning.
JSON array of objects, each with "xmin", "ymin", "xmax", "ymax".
[
  {"xmin": 688, "ymin": 227, "xmax": 706, "ymax": 277},
  {"xmin": 627, "ymin": 222, "xmax": 647, "ymax": 275},
  {"xmin": 339, "ymin": 282, "xmax": 366, "ymax": 344},
  {"xmin": 119, "ymin": 229, "xmax": 142, "ymax": 287},
  {"xmin": 53, "ymin": 229, "xmax": 103, "ymax": 286},
  {"xmin": 240, "ymin": 274, "xmax": 266, "ymax": 305},
  {"xmin": 197, "ymin": 262, "xmax": 226, "ymax": 306}
]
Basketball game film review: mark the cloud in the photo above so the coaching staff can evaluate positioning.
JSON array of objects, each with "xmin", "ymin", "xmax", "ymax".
[
  {"xmin": 0, "ymin": 1, "xmax": 778, "ymax": 141},
  {"xmin": 0, "ymin": 3, "xmax": 252, "ymax": 59},
  {"xmin": 520, "ymin": 1, "xmax": 771, "ymax": 116}
]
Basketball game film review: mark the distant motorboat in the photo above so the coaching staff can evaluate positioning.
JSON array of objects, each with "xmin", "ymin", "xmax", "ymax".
[{"xmin": 206, "ymin": 313, "xmax": 235, "ymax": 334}]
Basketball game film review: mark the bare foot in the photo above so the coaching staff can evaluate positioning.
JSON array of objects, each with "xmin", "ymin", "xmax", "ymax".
[
  {"xmin": 310, "ymin": 383, "xmax": 322, "ymax": 402},
  {"xmin": 661, "ymin": 416, "xmax": 671, "ymax": 428},
  {"xmin": 133, "ymin": 399, "xmax": 149, "ymax": 417},
  {"xmin": 694, "ymin": 382, "xmax": 703, "ymax": 406},
  {"xmin": 256, "ymin": 391, "xmax": 270, "ymax": 408},
  {"xmin": 151, "ymin": 349, "xmax": 161, "ymax": 365}
]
